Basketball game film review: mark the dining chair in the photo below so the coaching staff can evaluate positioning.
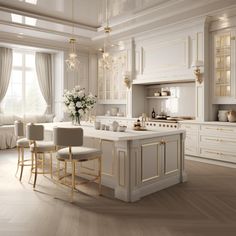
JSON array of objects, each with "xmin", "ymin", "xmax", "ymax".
[
  {"xmin": 26, "ymin": 123, "xmax": 56, "ymax": 189},
  {"xmin": 14, "ymin": 120, "xmax": 30, "ymax": 181},
  {"xmin": 53, "ymin": 127, "xmax": 102, "ymax": 201}
]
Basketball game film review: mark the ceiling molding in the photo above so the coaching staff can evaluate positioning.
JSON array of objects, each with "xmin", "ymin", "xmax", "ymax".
[
  {"xmin": 94, "ymin": 0, "xmax": 236, "ymax": 42},
  {"xmin": 0, "ymin": 19, "xmax": 93, "ymax": 42},
  {"xmin": 0, "ymin": 4, "xmax": 98, "ymax": 31},
  {"xmin": 0, "ymin": 31, "xmax": 98, "ymax": 53}
]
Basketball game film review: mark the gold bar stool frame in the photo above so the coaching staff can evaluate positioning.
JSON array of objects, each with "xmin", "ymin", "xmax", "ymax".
[
  {"xmin": 26, "ymin": 123, "xmax": 56, "ymax": 189},
  {"xmin": 15, "ymin": 120, "xmax": 30, "ymax": 181},
  {"xmin": 53, "ymin": 127, "xmax": 102, "ymax": 202}
]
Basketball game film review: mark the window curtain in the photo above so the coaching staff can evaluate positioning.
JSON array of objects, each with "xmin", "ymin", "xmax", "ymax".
[
  {"xmin": 0, "ymin": 47, "xmax": 13, "ymax": 113},
  {"xmin": 35, "ymin": 52, "xmax": 52, "ymax": 114}
]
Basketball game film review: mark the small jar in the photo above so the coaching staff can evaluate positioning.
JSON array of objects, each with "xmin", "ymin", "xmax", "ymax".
[{"xmin": 218, "ymin": 110, "xmax": 228, "ymax": 122}]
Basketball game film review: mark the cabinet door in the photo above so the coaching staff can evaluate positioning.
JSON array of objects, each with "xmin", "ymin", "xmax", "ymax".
[
  {"xmin": 179, "ymin": 123, "xmax": 199, "ymax": 156},
  {"xmin": 212, "ymin": 30, "xmax": 236, "ymax": 104},
  {"xmin": 162, "ymin": 135, "xmax": 180, "ymax": 176},
  {"xmin": 97, "ymin": 50, "xmax": 128, "ymax": 104},
  {"xmin": 139, "ymin": 140, "xmax": 162, "ymax": 183}
]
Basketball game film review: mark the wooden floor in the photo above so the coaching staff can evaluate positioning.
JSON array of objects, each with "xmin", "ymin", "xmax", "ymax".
[{"xmin": 1, "ymin": 149, "xmax": 236, "ymax": 236}]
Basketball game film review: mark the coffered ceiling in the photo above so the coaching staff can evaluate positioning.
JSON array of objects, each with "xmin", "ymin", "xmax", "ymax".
[{"xmin": 0, "ymin": 0, "xmax": 236, "ymax": 50}]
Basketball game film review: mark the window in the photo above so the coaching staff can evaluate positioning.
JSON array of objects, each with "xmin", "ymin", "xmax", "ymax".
[{"xmin": 2, "ymin": 51, "xmax": 47, "ymax": 115}]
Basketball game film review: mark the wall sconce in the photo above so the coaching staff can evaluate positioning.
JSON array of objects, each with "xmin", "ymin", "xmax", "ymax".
[
  {"xmin": 191, "ymin": 60, "xmax": 204, "ymax": 84},
  {"xmin": 123, "ymin": 72, "xmax": 131, "ymax": 89}
]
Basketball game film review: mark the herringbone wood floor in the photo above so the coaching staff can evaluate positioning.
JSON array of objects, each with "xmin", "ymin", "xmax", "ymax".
[{"xmin": 1, "ymin": 149, "xmax": 236, "ymax": 236}]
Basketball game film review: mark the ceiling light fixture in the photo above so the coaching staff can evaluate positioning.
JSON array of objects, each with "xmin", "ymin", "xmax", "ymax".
[
  {"xmin": 101, "ymin": 0, "xmax": 113, "ymax": 70},
  {"xmin": 65, "ymin": 0, "xmax": 80, "ymax": 71}
]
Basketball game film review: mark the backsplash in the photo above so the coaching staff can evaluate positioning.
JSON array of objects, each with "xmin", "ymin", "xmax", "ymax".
[
  {"xmin": 218, "ymin": 104, "xmax": 236, "ymax": 111},
  {"xmin": 147, "ymin": 82, "xmax": 195, "ymax": 117}
]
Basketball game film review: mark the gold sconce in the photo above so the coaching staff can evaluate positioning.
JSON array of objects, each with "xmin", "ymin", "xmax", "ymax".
[
  {"xmin": 123, "ymin": 72, "xmax": 131, "ymax": 89},
  {"xmin": 191, "ymin": 60, "xmax": 204, "ymax": 84}
]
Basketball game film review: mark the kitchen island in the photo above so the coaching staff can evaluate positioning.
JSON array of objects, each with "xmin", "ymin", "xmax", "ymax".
[{"xmin": 43, "ymin": 122, "xmax": 186, "ymax": 202}]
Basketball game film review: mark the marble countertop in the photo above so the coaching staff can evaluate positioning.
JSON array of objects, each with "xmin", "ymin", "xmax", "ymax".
[{"xmin": 43, "ymin": 122, "xmax": 185, "ymax": 141}]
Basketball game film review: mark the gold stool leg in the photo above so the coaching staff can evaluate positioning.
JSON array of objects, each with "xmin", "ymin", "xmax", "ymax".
[
  {"xmin": 57, "ymin": 160, "xmax": 60, "ymax": 180},
  {"xmin": 29, "ymin": 152, "xmax": 34, "ymax": 183},
  {"xmin": 50, "ymin": 152, "xmax": 53, "ymax": 179},
  {"xmin": 64, "ymin": 161, "xmax": 67, "ymax": 184},
  {"xmin": 71, "ymin": 161, "xmax": 75, "ymax": 202},
  {"xmin": 42, "ymin": 153, "xmax": 45, "ymax": 175},
  {"xmin": 33, "ymin": 152, "xmax": 38, "ymax": 189},
  {"xmin": 98, "ymin": 156, "xmax": 102, "ymax": 195},
  {"xmin": 19, "ymin": 147, "xmax": 24, "ymax": 181},
  {"xmin": 15, "ymin": 146, "xmax": 20, "ymax": 177}
]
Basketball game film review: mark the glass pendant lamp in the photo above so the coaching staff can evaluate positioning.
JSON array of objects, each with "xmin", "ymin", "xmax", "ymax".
[{"xmin": 65, "ymin": 0, "xmax": 80, "ymax": 71}]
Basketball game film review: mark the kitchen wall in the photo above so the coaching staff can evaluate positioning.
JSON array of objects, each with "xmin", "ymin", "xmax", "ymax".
[{"xmin": 146, "ymin": 82, "xmax": 195, "ymax": 118}]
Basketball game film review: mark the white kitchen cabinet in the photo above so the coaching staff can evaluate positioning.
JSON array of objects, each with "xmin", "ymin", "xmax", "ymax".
[
  {"xmin": 212, "ymin": 29, "xmax": 236, "ymax": 104},
  {"xmin": 199, "ymin": 124, "xmax": 236, "ymax": 163},
  {"xmin": 179, "ymin": 123, "xmax": 199, "ymax": 156},
  {"xmin": 180, "ymin": 121, "xmax": 236, "ymax": 164},
  {"xmin": 134, "ymin": 134, "xmax": 182, "ymax": 190},
  {"xmin": 97, "ymin": 50, "xmax": 128, "ymax": 105}
]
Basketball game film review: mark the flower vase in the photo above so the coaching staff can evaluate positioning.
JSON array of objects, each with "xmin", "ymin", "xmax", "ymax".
[{"xmin": 72, "ymin": 116, "xmax": 81, "ymax": 126}]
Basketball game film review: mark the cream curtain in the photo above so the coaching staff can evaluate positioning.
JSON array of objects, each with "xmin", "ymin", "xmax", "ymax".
[
  {"xmin": 35, "ymin": 52, "xmax": 52, "ymax": 114},
  {"xmin": 0, "ymin": 47, "xmax": 13, "ymax": 113}
]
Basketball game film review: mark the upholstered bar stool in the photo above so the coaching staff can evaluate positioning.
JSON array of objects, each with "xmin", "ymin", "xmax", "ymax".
[
  {"xmin": 15, "ymin": 120, "xmax": 30, "ymax": 181},
  {"xmin": 26, "ymin": 123, "xmax": 56, "ymax": 189},
  {"xmin": 53, "ymin": 127, "xmax": 102, "ymax": 201}
]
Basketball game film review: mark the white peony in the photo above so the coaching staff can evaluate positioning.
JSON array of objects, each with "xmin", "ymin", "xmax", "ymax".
[
  {"xmin": 76, "ymin": 101, "xmax": 82, "ymax": 108},
  {"xmin": 78, "ymin": 109, "xmax": 84, "ymax": 115}
]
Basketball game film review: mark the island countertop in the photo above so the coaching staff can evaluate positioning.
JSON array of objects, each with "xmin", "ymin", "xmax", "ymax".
[{"xmin": 43, "ymin": 122, "xmax": 185, "ymax": 141}]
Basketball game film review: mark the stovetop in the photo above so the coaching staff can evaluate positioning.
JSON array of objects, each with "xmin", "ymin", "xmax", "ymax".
[
  {"xmin": 150, "ymin": 119, "xmax": 178, "ymax": 123},
  {"xmin": 149, "ymin": 116, "xmax": 194, "ymax": 123}
]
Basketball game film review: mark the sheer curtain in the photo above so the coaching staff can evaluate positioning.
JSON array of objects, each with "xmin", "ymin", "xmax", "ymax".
[
  {"xmin": 35, "ymin": 52, "xmax": 52, "ymax": 114},
  {"xmin": 0, "ymin": 47, "xmax": 13, "ymax": 113}
]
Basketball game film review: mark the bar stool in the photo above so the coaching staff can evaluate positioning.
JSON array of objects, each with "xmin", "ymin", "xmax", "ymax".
[
  {"xmin": 53, "ymin": 127, "xmax": 102, "ymax": 201},
  {"xmin": 26, "ymin": 123, "xmax": 56, "ymax": 189},
  {"xmin": 15, "ymin": 120, "xmax": 30, "ymax": 181}
]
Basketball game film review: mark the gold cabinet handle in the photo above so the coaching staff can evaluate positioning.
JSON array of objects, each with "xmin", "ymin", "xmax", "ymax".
[
  {"xmin": 161, "ymin": 140, "xmax": 166, "ymax": 145},
  {"xmin": 205, "ymin": 138, "xmax": 218, "ymax": 141}
]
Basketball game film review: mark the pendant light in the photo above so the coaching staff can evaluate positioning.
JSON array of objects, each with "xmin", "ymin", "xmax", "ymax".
[
  {"xmin": 102, "ymin": 0, "xmax": 113, "ymax": 70},
  {"xmin": 65, "ymin": 0, "xmax": 80, "ymax": 71}
]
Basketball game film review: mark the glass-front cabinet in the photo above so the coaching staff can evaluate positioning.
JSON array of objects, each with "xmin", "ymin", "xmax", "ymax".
[
  {"xmin": 98, "ymin": 50, "xmax": 128, "ymax": 104},
  {"xmin": 212, "ymin": 30, "xmax": 236, "ymax": 104}
]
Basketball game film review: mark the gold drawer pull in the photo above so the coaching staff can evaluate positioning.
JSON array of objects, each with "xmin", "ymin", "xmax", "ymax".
[
  {"xmin": 205, "ymin": 127, "xmax": 234, "ymax": 132},
  {"xmin": 205, "ymin": 138, "xmax": 218, "ymax": 141},
  {"xmin": 205, "ymin": 127, "xmax": 218, "ymax": 130},
  {"xmin": 205, "ymin": 150, "xmax": 216, "ymax": 154},
  {"xmin": 205, "ymin": 150, "xmax": 220, "ymax": 155}
]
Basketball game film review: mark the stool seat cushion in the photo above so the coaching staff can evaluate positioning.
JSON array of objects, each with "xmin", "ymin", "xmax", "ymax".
[
  {"xmin": 57, "ymin": 147, "xmax": 102, "ymax": 161},
  {"xmin": 30, "ymin": 141, "xmax": 56, "ymax": 152},
  {"xmin": 17, "ymin": 138, "xmax": 29, "ymax": 148}
]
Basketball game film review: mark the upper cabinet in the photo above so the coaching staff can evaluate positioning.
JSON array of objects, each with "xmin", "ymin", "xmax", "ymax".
[
  {"xmin": 212, "ymin": 29, "xmax": 236, "ymax": 104},
  {"xmin": 98, "ymin": 50, "xmax": 128, "ymax": 104}
]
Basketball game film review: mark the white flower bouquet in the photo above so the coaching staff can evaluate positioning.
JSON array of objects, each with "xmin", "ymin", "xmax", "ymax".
[{"xmin": 63, "ymin": 85, "xmax": 97, "ymax": 125}]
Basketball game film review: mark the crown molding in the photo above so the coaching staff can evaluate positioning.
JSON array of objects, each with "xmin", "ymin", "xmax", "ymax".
[
  {"xmin": 0, "ymin": 4, "xmax": 98, "ymax": 31},
  {"xmin": 0, "ymin": 31, "xmax": 98, "ymax": 53},
  {"xmin": 0, "ymin": 19, "xmax": 92, "ymax": 42}
]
